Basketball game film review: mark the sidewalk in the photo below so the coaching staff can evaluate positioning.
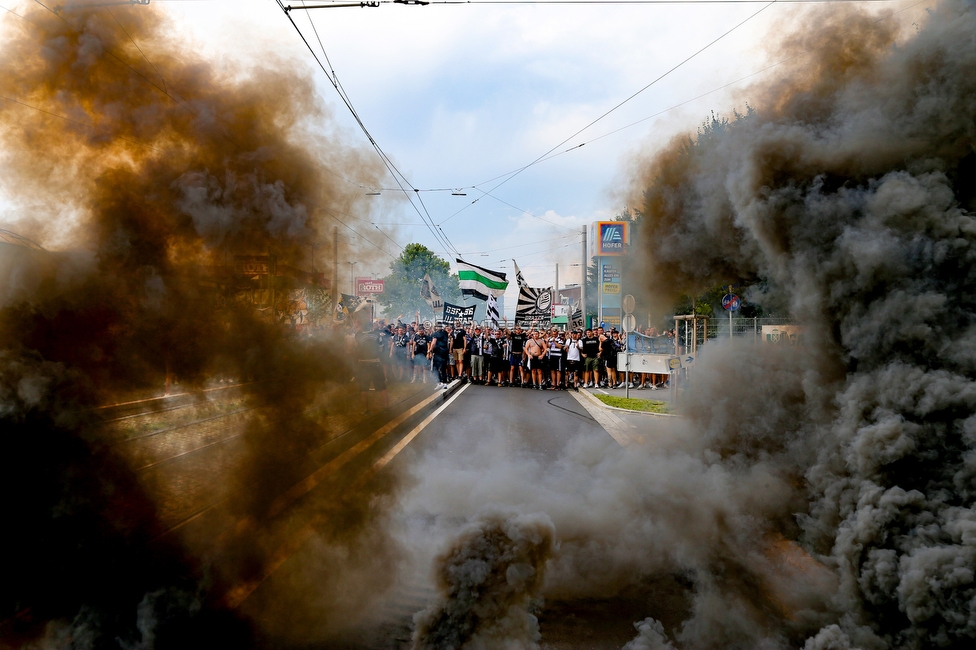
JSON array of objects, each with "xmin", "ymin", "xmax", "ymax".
[{"xmin": 584, "ymin": 381, "xmax": 673, "ymax": 404}]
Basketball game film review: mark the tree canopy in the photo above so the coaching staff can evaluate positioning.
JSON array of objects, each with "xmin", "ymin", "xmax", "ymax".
[{"xmin": 376, "ymin": 243, "xmax": 461, "ymax": 322}]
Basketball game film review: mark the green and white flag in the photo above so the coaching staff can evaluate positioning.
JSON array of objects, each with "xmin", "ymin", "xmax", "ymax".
[{"xmin": 456, "ymin": 258, "xmax": 508, "ymax": 301}]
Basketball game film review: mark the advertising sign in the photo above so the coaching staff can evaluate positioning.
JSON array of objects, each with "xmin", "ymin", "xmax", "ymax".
[
  {"xmin": 596, "ymin": 221, "xmax": 629, "ymax": 256},
  {"xmin": 616, "ymin": 354, "xmax": 674, "ymax": 374},
  {"xmin": 237, "ymin": 255, "xmax": 271, "ymax": 276},
  {"xmin": 356, "ymin": 277, "xmax": 385, "ymax": 295},
  {"xmin": 602, "ymin": 265, "xmax": 620, "ymax": 282},
  {"xmin": 602, "ymin": 283, "xmax": 620, "ymax": 294}
]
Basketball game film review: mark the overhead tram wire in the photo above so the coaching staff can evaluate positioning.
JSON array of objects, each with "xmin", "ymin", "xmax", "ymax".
[
  {"xmin": 293, "ymin": 0, "xmax": 459, "ymax": 257},
  {"xmin": 433, "ymin": 0, "xmax": 781, "ymax": 228},
  {"xmin": 457, "ymin": 232, "xmax": 578, "ymax": 256},
  {"xmin": 473, "ymin": 0, "xmax": 779, "ymax": 193},
  {"xmin": 456, "ymin": 0, "xmax": 931, "ymax": 185},
  {"xmin": 286, "ymin": 0, "xmax": 899, "ymax": 8},
  {"xmin": 280, "ymin": 1, "xmax": 460, "ymax": 260},
  {"xmin": 282, "ymin": 0, "xmax": 900, "ymax": 236}
]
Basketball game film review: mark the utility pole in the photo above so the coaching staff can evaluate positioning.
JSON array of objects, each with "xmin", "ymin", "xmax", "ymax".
[
  {"xmin": 348, "ymin": 261, "xmax": 357, "ymax": 294},
  {"xmin": 580, "ymin": 226, "xmax": 587, "ymax": 330},
  {"xmin": 332, "ymin": 226, "xmax": 338, "ymax": 311}
]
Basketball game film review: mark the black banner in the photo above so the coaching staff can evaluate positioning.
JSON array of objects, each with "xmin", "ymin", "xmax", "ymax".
[{"xmin": 442, "ymin": 302, "xmax": 476, "ymax": 323}]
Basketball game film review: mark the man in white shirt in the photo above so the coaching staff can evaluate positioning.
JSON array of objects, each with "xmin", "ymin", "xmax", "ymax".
[{"xmin": 565, "ymin": 330, "xmax": 583, "ymax": 389}]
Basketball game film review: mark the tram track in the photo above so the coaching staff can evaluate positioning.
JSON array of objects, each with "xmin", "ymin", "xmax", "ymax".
[
  {"xmin": 142, "ymin": 382, "xmax": 442, "ymax": 539},
  {"xmin": 96, "ymin": 382, "xmax": 255, "ymax": 422}
]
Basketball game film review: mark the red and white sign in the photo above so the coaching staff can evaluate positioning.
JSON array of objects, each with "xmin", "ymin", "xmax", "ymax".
[{"xmin": 356, "ymin": 277, "xmax": 384, "ymax": 295}]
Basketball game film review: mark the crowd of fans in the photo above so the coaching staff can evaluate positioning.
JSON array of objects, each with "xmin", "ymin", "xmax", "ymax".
[{"xmin": 352, "ymin": 320, "xmax": 673, "ymax": 405}]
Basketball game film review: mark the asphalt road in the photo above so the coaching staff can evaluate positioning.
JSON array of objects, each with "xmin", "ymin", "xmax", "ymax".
[
  {"xmin": 236, "ymin": 381, "xmax": 684, "ymax": 649},
  {"xmin": 390, "ymin": 383, "xmax": 608, "ymax": 468}
]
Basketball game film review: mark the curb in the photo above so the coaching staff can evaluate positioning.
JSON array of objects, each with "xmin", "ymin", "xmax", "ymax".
[{"xmin": 579, "ymin": 388, "xmax": 680, "ymax": 418}]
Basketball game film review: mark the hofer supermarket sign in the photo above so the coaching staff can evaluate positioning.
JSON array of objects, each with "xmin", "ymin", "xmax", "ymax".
[{"xmin": 595, "ymin": 221, "xmax": 629, "ymax": 256}]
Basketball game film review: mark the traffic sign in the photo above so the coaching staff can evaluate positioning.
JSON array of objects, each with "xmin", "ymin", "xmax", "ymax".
[
  {"xmin": 622, "ymin": 294, "xmax": 635, "ymax": 314},
  {"xmin": 621, "ymin": 313, "xmax": 637, "ymax": 332},
  {"xmin": 722, "ymin": 294, "xmax": 740, "ymax": 311}
]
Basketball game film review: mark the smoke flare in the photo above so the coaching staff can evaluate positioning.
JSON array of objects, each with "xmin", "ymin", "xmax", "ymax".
[
  {"xmin": 1, "ymin": 3, "xmax": 396, "ymax": 646},
  {"xmin": 412, "ymin": 511, "xmax": 556, "ymax": 650},
  {"xmin": 622, "ymin": 0, "xmax": 976, "ymax": 646}
]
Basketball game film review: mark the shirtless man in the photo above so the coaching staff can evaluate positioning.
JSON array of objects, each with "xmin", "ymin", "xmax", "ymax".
[{"xmin": 524, "ymin": 330, "xmax": 548, "ymax": 390}]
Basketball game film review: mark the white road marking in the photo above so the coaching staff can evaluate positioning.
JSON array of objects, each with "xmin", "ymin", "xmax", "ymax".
[
  {"xmin": 267, "ymin": 386, "xmax": 457, "ymax": 518},
  {"xmin": 368, "ymin": 382, "xmax": 470, "ymax": 475},
  {"xmin": 224, "ymin": 383, "xmax": 468, "ymax": 608}
]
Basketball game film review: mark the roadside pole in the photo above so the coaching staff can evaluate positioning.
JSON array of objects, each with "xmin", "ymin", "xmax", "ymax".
[
  {"xmin": 622, "ymin": 294, "xmax": 636, "ymax": 399},
  {"xmin": 581, "ymin": 226, "xmax": 587, "ymax": 329},
  {"xmin": 721, "ymin": 286, "xmax": 740, "ymax": 339}
]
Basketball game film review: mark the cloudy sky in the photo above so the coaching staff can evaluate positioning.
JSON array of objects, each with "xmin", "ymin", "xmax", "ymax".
[{"xmin": 3, "ymin": 0, "xmax": 932, "ymax": 317}]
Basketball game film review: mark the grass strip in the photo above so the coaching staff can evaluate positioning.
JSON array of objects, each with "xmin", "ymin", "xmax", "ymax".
[{"xmin": 594, "ymin": 394, "xmax": 669, "ymax": 414}]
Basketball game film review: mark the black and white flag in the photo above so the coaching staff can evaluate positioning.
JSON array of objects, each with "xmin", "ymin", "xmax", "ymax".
[
  {"xmin": 571, "ymin": 300, "xmax": 584, "ymax": 330},
  {"xmin": 420, "ymin": 273, "xmax": 443, "ymax": 309},
  {"xmin": 487, "ymin": 292, "xmax": 500, "ymax": 329},
  {"xmin": 515, "ymin": 284, "xmax": 553, "ymax": 326},
  {"xmin": 512, "ymin": 258, "xmax": 527, "ymax": 289}
]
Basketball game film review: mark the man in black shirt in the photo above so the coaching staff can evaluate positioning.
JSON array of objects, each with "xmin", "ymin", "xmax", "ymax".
[
  {"xmin": 411, "ymin": 327, "xmax": 430, "ymax": 383},
  {"xmin": 580, "ymin": 328, "xmax": 601, "ymax": 388},
  {"xmin": 390, "ymin": 325, "xmax": 409, "ymax": 382},
  {"xmin": 429, "ymin": 324, "xmax": 452, "ymax": 388},
  {"xmin": 508, "ymin": 325, "xmax": 528, "ymax": 386}
]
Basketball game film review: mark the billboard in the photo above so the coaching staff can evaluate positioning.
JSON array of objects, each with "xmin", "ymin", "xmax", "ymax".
[{"xmin": 356, "ymin": 277, "xmax": 384, "ymax": 295}]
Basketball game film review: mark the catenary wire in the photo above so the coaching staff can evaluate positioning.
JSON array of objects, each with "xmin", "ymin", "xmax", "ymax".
[
  {"xmin": 433, "ymin": 0, "xmax": 779, "ymax": 228},
  {"xmin": 280, "ymin": 1, "xmax": 460, "ymax": 260}
]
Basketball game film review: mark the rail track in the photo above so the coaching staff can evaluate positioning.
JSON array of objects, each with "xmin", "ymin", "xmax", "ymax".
[
  {"xmin": 109, "ymin": 382, "xmax": 434, "ymax": 539},
  {"xmin": 97, "ymin": 382, "xmax": 254, "ymax": 422}
]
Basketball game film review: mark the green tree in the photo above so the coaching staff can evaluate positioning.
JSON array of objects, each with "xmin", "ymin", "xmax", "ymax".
[{"xmin": 376, "ymin": 243, "xmax": 461, "ymax": 322}]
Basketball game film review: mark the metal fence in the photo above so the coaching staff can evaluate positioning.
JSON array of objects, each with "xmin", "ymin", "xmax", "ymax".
[{"xmin": 707, "ymin": 316, "xmax": 795, "ymax": 341}]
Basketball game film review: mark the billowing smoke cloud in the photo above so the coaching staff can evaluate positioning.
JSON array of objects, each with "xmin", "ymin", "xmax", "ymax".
[
  {"xmin": 619, "ymin": 0, "xmax": 976, "ymax": 646},
  {"xmin": 0, "ymin": 3, "xmax": 396, "ymax": 646},
  {"xmin": 412, "ymin": 511, "xmax": 555, "ymax": 649},
  {"xmin": 398, "ymin": 1, "xmax": 976, "ymax": 648}
]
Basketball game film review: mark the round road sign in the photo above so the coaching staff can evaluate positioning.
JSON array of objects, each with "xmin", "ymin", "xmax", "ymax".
[
  {"xmin": 621, "ymin": 313, "xmax": 637, "ymax": 333},
  {"xmin": 722, "ymin": 294, "xmax": 741, "ymax": 311},
  {"xmin": 622, "ymin": 294, "xmax": 636, "ymax": 314}
]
